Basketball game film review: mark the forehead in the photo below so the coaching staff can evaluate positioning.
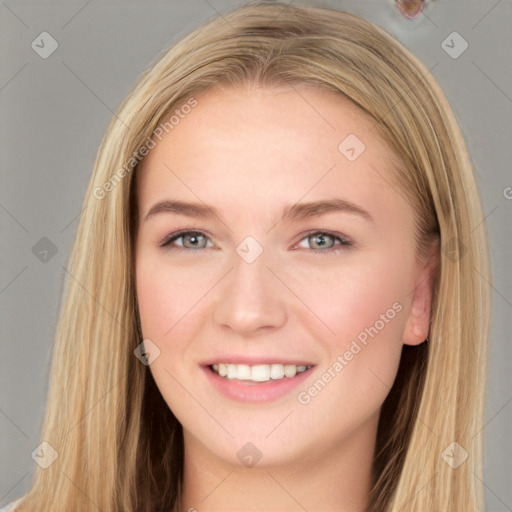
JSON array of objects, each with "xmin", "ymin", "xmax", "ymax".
[
  {"xmin": 141, "ymin": 83, "xmax": 386, "ymax": 166},
  {"xmin": 136, "ymin": 84, "xmax": 406, "ymax": 221}
]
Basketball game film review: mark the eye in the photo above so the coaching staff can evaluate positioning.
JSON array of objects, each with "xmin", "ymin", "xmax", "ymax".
[
  {"xmin": 160, "ymin": 230, "xmax": 212, "ymax": 250},
  {"xmin": 159, "ymin": 229, "xmax": 351, "ymax": 254},
  {"xmin": 296, "ymin": 231, "xmax": 351, "ymax": 254}
]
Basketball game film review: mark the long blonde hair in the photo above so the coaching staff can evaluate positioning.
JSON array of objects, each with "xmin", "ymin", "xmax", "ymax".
[{"xmin": 14, "ymin": 2, "xmax": 490, "ymax": 511}]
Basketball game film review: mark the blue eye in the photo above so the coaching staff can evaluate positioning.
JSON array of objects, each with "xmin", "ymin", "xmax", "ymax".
[
  {"xmin": 296, "ymin": 231, "xmax": 351, "ymax": 254},
  {"xmin": 159, "ymin": 230, "xmax": 351, "ymax": 254},
  {"xmin": 160, "ymin": 230, "xmax": 212, "ymax": 250}
]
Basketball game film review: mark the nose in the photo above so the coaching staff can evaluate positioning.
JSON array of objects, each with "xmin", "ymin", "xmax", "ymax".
[{"xmin": 212, "ymin": 247, "xmax": 288, "ymax": 336}]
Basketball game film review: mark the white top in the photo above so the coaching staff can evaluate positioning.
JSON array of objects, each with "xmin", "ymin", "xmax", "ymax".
[{"xmin": 0, "ymin": 499, "xmax": 22, "ymax": 511}]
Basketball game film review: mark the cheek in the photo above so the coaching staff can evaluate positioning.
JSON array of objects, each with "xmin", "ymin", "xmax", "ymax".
[
  {"xmin": 136, "ymin": 256, "xmax": 206, "ymax": 340},
  {"xmin": 135, "ymin": 256, "xmax": 210, "ymax": 409},
  {"xmin": 289, "ymin": 255, "xmax": 410, "ymax": 415},
  {"xmin": 290, "ymin": 251, "xmax": 410, "ymax": 345}
]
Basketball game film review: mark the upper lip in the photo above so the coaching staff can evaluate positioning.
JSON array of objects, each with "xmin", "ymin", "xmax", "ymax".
[{"xmin": 201, "ymin": 356, "xmax": 315, "ymax": 367}]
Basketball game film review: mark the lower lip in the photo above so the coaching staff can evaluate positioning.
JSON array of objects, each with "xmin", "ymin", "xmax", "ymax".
[{"xmin": 202, "ymin": 365, "xmax": 315, "ymax": 403}]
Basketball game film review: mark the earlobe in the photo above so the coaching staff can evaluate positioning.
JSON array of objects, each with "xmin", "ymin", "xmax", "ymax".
[{"xmin": 402, "ymin": 242, "xmax": 440, "ymax": 346}]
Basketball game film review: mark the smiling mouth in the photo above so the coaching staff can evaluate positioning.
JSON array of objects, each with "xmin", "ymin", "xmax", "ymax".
[{"xmin": 209, "ymin": 363, "xmax": 313, "ymax": 383}]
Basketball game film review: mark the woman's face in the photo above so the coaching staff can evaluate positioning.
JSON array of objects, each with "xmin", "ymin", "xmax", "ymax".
[{"xmin": 135, "ymin": 84, "xmax": 437, "ymax": 468}]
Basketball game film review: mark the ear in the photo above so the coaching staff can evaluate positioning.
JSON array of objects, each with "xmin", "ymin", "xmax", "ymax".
[{"xmin": 402, "ymin": 239, "xmax": 440, "ymax": 346}]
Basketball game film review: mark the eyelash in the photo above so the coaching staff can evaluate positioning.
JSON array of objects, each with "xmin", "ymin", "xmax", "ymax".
[{"xmin": 159, "ymin": 229, "xmax": 351, "ymax": 255}]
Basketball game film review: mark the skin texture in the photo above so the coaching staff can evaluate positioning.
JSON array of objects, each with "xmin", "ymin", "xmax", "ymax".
[{"xmin": 135, "ymin": 84, "xmax": 439, "ymax": 512}]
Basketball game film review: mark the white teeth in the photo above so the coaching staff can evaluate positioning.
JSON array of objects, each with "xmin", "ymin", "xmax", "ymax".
[
  {"xmin": 251, "ymin": 365, "xmax": 270, "ymax": 382},
  {"xmin": 270, "ymin": 364, "xmax": 284, "ymax": 379},
  {"xmin": 284, "ymin": 365, "xmax": 297, "ymax": 378},
  {"xmin": 211, "ymin": 363, "xmax": 312, "ymax": 382},
  {"xmin": 227, "ymin": 364, "xmax": 237, "ymax": 379},
  {"xmin": 236, "ymin": 364, "xmax": 251, "ymax": 380}
]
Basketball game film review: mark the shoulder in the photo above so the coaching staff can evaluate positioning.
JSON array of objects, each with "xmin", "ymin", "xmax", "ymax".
[{"xmin": 0, "ymin": 498, "xmax": 22, "ymax": 511}]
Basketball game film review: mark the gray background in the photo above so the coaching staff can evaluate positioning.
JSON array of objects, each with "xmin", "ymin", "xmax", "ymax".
[{"xmin": 1, "ymin": 0, "xmax": 511, "ymax": 509}]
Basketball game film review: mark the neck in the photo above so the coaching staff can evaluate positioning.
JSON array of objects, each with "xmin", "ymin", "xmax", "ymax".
[{"xmin": 175, "ymin": 412, "xmax": 378, "ymax": 512}]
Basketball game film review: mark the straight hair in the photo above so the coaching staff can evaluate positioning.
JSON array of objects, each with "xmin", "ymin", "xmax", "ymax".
[{"xmin": 14, "ymin": 2, "xmax": 490, "ymax": 511}]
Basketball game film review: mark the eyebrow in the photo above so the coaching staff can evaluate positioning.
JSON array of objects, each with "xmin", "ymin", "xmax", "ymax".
[{"xmin": 144, "ymin": 198, "xmax": 374, "ymax": 224}]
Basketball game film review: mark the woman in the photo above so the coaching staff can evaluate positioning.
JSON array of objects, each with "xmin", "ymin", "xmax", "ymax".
[{"xmin": 4, "ymin": 2, "xmax": 490, "ymax": 511}]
